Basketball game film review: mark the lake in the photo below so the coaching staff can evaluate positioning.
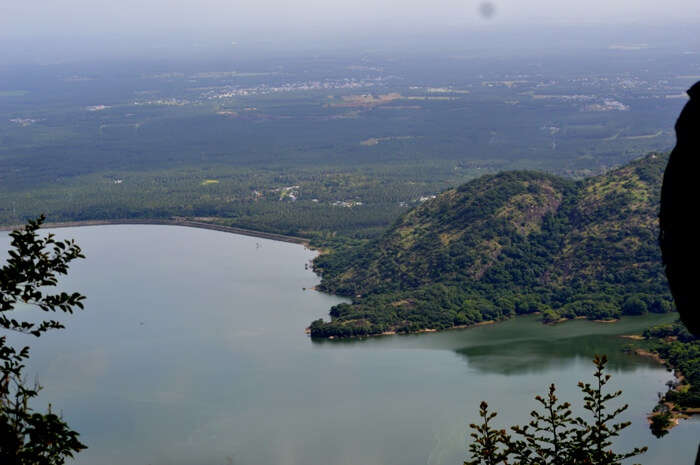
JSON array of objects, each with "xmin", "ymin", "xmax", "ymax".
[{"xmin": 1, "ymin": 225, "xmax": 698, "ymax": 465}]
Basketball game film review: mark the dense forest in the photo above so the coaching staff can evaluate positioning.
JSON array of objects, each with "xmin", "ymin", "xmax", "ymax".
[{"xmin": 310, "ymin": 153, "xmax": 674, "ymax": 337}]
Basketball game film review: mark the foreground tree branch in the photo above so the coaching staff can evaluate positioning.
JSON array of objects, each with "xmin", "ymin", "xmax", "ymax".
[{"xmin": 0, "ymin": 215, "xmax": 87, "ymax": 464}]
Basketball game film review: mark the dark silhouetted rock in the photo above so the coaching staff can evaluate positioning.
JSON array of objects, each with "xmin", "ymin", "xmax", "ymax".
[{"xmin": 660, "ymin": 81, "xmax": 700, "ymax": 336}]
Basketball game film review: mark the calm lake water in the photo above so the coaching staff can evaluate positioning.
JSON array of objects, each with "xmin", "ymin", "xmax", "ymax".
[{"xmin": 1, "ymin": 225, "xmax": 698, "ymax": 465}]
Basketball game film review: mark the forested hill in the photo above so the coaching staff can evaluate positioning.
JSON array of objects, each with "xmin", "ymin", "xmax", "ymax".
[{"xmin": 310, "ymin": 153, "xmax": 674, "ymax": 337}]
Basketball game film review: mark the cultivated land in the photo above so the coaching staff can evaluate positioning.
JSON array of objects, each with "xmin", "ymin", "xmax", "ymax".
[{"xmin": 1, "ymin": 48, "xmax": 695, "ymax": 244}]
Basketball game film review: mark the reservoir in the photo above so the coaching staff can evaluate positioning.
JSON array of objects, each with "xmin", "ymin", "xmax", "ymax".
[{"xmin": 2, "ymin": 225, "xmax": 698, "ymax": 464}]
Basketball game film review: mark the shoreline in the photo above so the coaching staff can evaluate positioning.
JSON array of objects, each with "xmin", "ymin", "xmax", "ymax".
[
  {"xmin": 375, "ymin": 319, "xmax": 497, "ymax": 338},
  {"xmin": 631, "ymin": 346, "xmax": 699, "ymax": 431},
  {"xmin": 316, "ymin": 313, "xmax": 649, "ymax": 340},
  {"xmin": 633, "ymin": 347, "xmax": 666, "ymax": 365},
  {"xmin": 307, "ymin": 319, "xmax": 500, "ymax": 339},
  {"xmin": 0, "ymin": 218, "xmax": 310, "ymax": 246}
]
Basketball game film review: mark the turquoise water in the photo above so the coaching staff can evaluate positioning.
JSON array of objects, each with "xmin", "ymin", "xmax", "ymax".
[{"xmin": 1, "ymin": 225, "xmax": 697, "ymax": 465}]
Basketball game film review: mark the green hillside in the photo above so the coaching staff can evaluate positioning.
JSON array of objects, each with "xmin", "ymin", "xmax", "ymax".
[{"xmin": 310, "ymin": 153, "xmax": 673, "ymax": 337}]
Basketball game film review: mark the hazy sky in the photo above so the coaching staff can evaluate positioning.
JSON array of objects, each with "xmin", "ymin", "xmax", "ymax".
[
  {"xmin": 2, "ymin": 0, "xmax": 700, "ymax": 39},
  {"xmin": 1, "ymin": 0, "xmax": 699, "ymax": 64}
]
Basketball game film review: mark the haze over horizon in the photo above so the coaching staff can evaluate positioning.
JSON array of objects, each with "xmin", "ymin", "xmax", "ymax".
[{"xmin": 2, "ymin": 0, "xmax": 700, "ymax": 63}]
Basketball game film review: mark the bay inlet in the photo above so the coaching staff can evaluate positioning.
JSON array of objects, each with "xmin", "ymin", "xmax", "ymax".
[{"xmin": 2, "ymin": 225, "xmax": 697, "ymax": 465}]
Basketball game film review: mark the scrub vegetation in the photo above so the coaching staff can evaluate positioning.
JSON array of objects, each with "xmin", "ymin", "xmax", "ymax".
[{"xmin": 311, "ymin": 154, "xmax": 673, "ymax": 337}]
